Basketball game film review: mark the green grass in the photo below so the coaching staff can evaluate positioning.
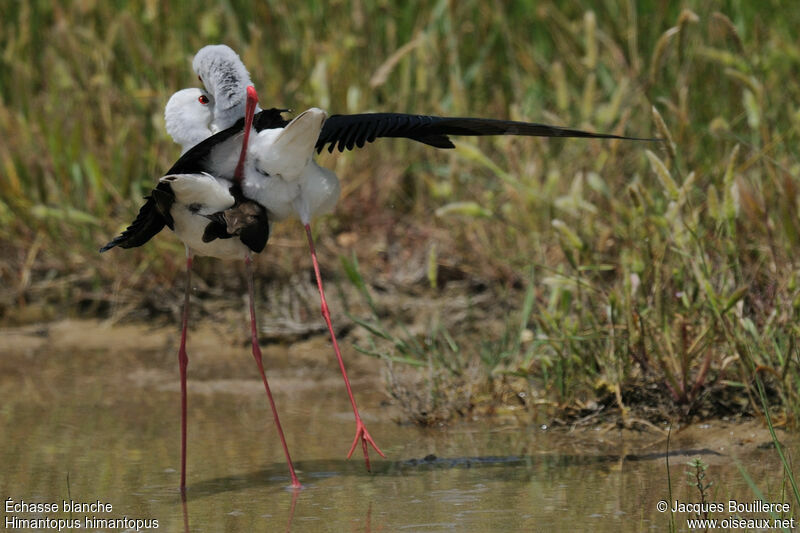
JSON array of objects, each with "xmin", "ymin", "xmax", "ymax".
[{"xmin": 1, "ymin": 1, "xmax": 800, "ymax": 424}]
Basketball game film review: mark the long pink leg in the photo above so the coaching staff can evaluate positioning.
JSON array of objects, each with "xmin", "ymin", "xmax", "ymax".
[
  {"xmin": 245, "ymin": 254, "xmax": 301, "ymax": 488},
  {"xmin": 232, "ymin": 86, "xmax": 299, "ymax": 486},
  {"xmin": 178, "ymin": 249, "xmax": 193, "ymax": 491},
  {"xmin": 304, "ymin": 223, "xmax": 385, "ymax": 471}
]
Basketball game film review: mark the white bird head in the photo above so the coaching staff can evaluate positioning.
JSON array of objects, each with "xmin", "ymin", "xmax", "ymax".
[
  {"xmin": 192, "ymin": 44, "xmax": 255, "ymax": 130},
  {"xmin": 165, "ymin": 88, "xmax": 214, "ymax": 153}
]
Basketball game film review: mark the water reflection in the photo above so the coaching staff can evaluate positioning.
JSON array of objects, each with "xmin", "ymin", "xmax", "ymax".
[
  {"xmin": 186, "ymin": 448, "xmax": 724, "ymax": 499},
  {"xmin": 1, "ymin": 321, "xmax": 795, "ymax": 532},
  {"xmin": 181, "ymin": 491, "xmax": 190, "ymax": 533}
]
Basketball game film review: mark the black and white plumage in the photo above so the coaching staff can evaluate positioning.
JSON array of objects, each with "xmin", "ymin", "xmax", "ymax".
[
  {"xmin": 161, "ymin": 88, "xmax": 269, "ymax": 256},
  {"xmin": 103, "ymin": 82, "xmax": 300, "ymax": 490},
  {"xmin": 103, "ymin": 46, "xmax": 657, "ymax": 255},
  {"xmin": 101, "ymin": 104, "xmax": 653, "ymax": 253},
  {"xmin": 99, "ymin": 91, "xmax": 269, "ymax": 258},
  {"xmin": 157, "ymin": 173, "xmax": 268, "ymax": 258}
]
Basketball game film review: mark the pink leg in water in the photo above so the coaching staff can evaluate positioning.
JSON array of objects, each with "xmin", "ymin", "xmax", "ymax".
[
  {"xmin": 245, "ymin": 254, "xmax": 301, "ymax": 488},
  {"xmin": 178, "ymin": 250, "xmax": 193, "ymax": 491},
  {"xmin": 303, "ymin": 223, "xmax": 385, "ymax": 471},
  {"xmin": 180, "ymin": 490, "xmax": 190, "ymax": 533}
]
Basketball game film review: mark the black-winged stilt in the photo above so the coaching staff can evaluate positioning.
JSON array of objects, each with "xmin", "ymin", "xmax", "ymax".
[
  {"xmin": 101, "ymin": 44, "xmax": 659, "ymax": 487},
  {"xmin": 190, "ymin": 44, "xmax": 660, "ymax": 471},
  {"xmin": 102, "ymin": 85, "xmax": 302, "ymax": 490}
]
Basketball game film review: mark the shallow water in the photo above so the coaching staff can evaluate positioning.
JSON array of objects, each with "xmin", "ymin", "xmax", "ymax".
[{"xmin": 1, "ymin": 320, "xmax": 795, "ymax": 532}]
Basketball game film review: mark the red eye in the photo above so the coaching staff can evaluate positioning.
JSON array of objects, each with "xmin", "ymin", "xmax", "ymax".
[{"xmin": 198, "ymin": 95, "xmax": 209, "ymax": 104}]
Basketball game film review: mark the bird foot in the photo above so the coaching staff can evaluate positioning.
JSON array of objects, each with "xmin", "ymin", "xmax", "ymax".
[{"xmin": 346, "ymin": 419, "xmax": 385, "ymax": 472}]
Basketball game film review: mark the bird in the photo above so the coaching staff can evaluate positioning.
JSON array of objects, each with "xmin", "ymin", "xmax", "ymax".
[
  {"xmin": 101, "ymin": 44, "xmax": 660, "ymax": 484},
  {"xmin": 190, "ymin": 44, "xmax": 661, "ymax": 470},
  {"xmin": 102, "ymin": 84, "xmax": 302, "ymax": 490},
  {"xmin": 194, "ymin": 45, "xmax": 385, "ymax": 469}
]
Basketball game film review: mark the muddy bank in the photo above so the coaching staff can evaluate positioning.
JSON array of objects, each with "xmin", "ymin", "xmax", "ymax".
[{"xmin": 1, "ymin": 317, "xmax": 783, "ymax": 460}]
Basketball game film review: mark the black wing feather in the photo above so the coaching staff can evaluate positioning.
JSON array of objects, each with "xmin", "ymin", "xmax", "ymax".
[
  {"xmin": 316, "ymin": 113, "xmax": 657, "ymax": 153},
  {"xmin": 99, "ymin": 197, "xmax": 165, "ymax": 252},
  {"xmin": 99, "ymin": 181, "xmax": 175, "ymax": 252},
  {"xmin": 253, "ymin": 108, "xmax": 291, "ymax": 131}
]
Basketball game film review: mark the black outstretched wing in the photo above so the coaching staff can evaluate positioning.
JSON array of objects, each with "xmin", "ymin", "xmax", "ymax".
[
  {"xmin": 315, "ymin": 113, "xmax": 658, "ymax": 153},
  {"xmin": 98, "ymin": 198, "xmax": 164, "ymax": 252}
]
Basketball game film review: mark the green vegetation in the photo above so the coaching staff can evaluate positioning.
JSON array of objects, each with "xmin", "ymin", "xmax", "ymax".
[
  {"xmin": 1, "ymin": 1, "xmax": 799, "ymax": 425},
  {"xmin": 686, "ymin": 458, "xmax": 714, "ymax": 520}
]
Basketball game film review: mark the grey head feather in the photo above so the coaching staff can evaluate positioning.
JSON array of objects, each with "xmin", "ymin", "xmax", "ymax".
[{"xmin": 192, "ymin": 45, "xmax": 255, "ymax": 130}]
